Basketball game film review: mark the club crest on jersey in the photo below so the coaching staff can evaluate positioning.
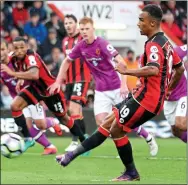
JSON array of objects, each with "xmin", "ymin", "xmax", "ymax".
[
  {"xmin": 96, "ymin": 48, "xmax": 100, "ymax": 55},
  {"xmin": 149, "ymin": 53, "xmax": 159, "ymax": 61},
  {"xmin": 150, "ymin": 46, "xmax": 158, "ymax": 53}
]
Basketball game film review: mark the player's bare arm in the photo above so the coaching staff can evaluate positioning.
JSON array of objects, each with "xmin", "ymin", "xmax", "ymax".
[
  {"xmin": 15, "ymin": 79, "xmax": 25, "ymax": 93},
  {"xmin": 1, "ymin": 64, "xmax": 39, "ymax": 80},
  {"xmin": 168, "ymin": 65, "xmax": 185, "ymax": 92},
  {"xmin": 115, "ymin": 63, "xmax": 159, "ymax": 77}
]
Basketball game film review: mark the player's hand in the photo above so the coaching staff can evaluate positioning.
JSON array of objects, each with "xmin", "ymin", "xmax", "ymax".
[
  {"xmin": 1, "ymin": 64, "xmax": 15, "ymax": 76},
  {"xmin": 120, "ymin": 84, "xmax": 129, "ymax": 99},
  {"xmin": 114, "ymin": 62, "xmax": 127, "ymax": 75},
  {"xmin": 48, "ymin": 81, "xmax": 61, "ymax": 95},
  {"xmin": 16, "ymin": 79, "xmax": 24, "ymax": 93}
]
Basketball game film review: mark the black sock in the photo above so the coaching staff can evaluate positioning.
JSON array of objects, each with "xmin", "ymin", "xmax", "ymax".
[
  {"xmin": 14, "ymin": 115, "xmax": 30, "ymax": 138},
  {"xmin": 72, "ymin": 131, "xmax": 108, "ymax": 158},
  {"xmin": 72, "ymin": 119, "xmax": 79, "ymax": 142},
  {"xmin": 115, "ymin": 140, "xmax": 136, "ymax": 171},
  {"xmin": 69, "ymin": 121, "xmax": 85, "ymax": 142},
  {"xmin": 79, "ymin": 118, "xmax": 86, "ymax": 134}
]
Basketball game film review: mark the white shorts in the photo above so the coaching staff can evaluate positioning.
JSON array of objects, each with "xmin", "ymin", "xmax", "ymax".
[
  {"xmin": 94, "ymin": 89, "xmax": 123, "ymax": 115},
  {"xmin": 22, "ymin": 103, "xmax": 45, "ymax": 120},
  {"xmin": 164, "ymin": 96, "xmax": 187, "ymax": 126}
]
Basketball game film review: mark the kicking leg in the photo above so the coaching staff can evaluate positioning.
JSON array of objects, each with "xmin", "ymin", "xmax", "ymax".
[{"xmin": 56, "ymin": 112, "xmax": 115, "ymax": 166}]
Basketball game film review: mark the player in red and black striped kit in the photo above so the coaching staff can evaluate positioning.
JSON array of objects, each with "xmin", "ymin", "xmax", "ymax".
[
  {"xmin": 1, "ymin": 36, "xmax": 87, "ymax": 145},
  {"xmin": 55, "ymin": 5, "xmax": 185, "ymax": 181},
  {"xmin": 62, "ymin": 14, "xmax": 91, "ymax": 152}
]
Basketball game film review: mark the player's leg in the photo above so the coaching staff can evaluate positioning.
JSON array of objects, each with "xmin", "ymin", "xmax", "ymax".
[
  {"xmin": 56, "ymin": 112, "xmax": 115, "ymax": 166},
  {"xmin": 65, "ymin": 82, "xmax": 90, "ymax": 152},
  {"xmin": 164, "ymin": 99, "xmax": 187, "ymax": 143},
  {"xmin": 12, "ymin": 110, "xmax": 34, "ymax": 151},
  {"xmin": 22, "ymin": 106, "xmax": 57, "ymax": 154},
  {"xmin": 114, "ymin": 91, "xmax": 158, "ymax": 156},
  {"xmin": 172, "ymin": 97, "xmax": 187, "ymax": 143},
  {"xmin": 110, "ymin": 121, "xmax": 140, "ymax": 181},
  {"xmin": 111, "ymin": 97, "xmax": 155, "ymax": 181},
  {"xmin": 94, "ymin": 90, "xmax": 111, "ymax": 126},
  {"xmin": 43, "ymin": 91, "xmax": 86, "ymax": 142}
]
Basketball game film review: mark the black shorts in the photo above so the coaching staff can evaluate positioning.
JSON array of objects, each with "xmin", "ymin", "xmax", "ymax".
[
  {"xmin": 41, "ymin": 91, "xmax": 67, "ymax": 117},
  {"xmin": 19, "ymin": 86, "xmax": 67, "ymax": 117},
  {"xmin": 65, "ymin": 82, "xmax": 90, "ymax": 106},
  {"xmin": 113, "ymin": 96, "xmax": 155, "ymax": 132},
  {"xmin": 19, "ymin": 86, "xmax": 42, "ymax": 105}
]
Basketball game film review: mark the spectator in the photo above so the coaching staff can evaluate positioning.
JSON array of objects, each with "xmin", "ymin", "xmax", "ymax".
[
  {"xmin": 24, "ymin": 12, "xmax": 47, "ymax": 44},
  {"xmin": 0, "ymin": 11, "xmax": 13, "ymax": 41},
  {"xmin": 30, "ymin": 1, "xmax": 47, "ymax": 23},
  {"xmin": 9, "ymin": 28, "xmax": 20, "ymax": 42},
  {"xmin": 45, "ymin": 12, "xmax": 66, "ymax": 40},
  {"xmin": 180, "ymin": 13, "xmax": 187, "ymax": 44},
  {"xmin": 12, "ymin": 1, "xmax": 29, "ymax": 34},
  {"xmin": 0, "ymin": 85, "xmax": 13, "ymax": 109},
  {"xmin": 124, "ymin": 49, "xmax": 139, "ymax": 91},
  {"xmin": 28, "ymin": 37, "xmax": 42, "ymax": 55},
  {"xmin": 163, "ymin": 12, "xmax": 183, "ymax": 40},
  {"xmin": 40, "ymin": 28, "xmax": 62, "ymax": 58},
  {"xmin": 1, "ymin": 1, "xmax": 13, "ymax": 25},
  {"xmin": 44, "ymin": 47, "xmax": 64, "ymax": 77}
]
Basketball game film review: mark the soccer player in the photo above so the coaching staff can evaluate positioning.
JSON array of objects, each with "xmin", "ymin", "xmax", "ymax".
[
  {"xmin": 0, "ymin": 39, "xmax": 62, "ymax": 154},
  {"xmin": 62, "ymin": 14, "xmax": 91, "ymax": 152},
  {"xmin": 49, "ymin": 16, "xmax": 158, "ymax": 156},
  {"xmin": 54, "ymin": 5, "xmax": 184, "ymax": 181},
  {"xmin": 1, "ymin": 37, "xmax": 86, "ymax": 145},
  {"xmin": 164, "ymin": 45, "xmax": 187, "ymax": 143}
]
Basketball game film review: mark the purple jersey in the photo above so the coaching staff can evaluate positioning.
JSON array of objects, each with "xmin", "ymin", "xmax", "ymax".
[
  {"xmin": 168, "ymin": 45, "xmax": 187, "ymax": 101},
  {"xmin": 1, "ymin": 61, "xmax": 17, "ymax": 98},
  {"xmin": 68, "ymin": 36, "xmax": 120, "ymax": 91}
]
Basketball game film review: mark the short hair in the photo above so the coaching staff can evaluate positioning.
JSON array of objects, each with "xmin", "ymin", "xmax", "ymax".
[
  {"xmin": 64, "ymin": 14, "xmax": 77, "ymax": 23},
  {"xmin": 142, "ymin": 4, "xmax": 163, "ymax": 22},
  {"xmin": 13, "ymin": 36, "xmax": 28, "ymax": 43},
  {"xmin": 79, "ymin": 17, "xmax": 94, "ymax": 25},
  {"xmin": 127, "ymin": 49, "xmax": 134, "ymax": 55}
]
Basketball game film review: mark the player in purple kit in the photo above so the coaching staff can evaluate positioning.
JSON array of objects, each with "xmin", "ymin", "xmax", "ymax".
[
  {"xmin": 1, "ymin": 39, "xmax": 62, "ymax": 154},
  {"xmin": 164, "ymin": 45, "xmax": 187, "ymax": 143},
  {"xmin": 49, "ymin": 16, "xmax": 158, "ymax": 156}
]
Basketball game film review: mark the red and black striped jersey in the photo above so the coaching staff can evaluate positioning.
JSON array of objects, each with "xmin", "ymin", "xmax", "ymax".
[
  {"xmin": 11, "ymin": 50, "xmax": 56, "ymax": 96},
  {"xmin": 133, "ymin": 32, "xmax": 182, "ymax": 115},
  {"xmin": 62, "ymin": 33, "xmax": 91, "ymax": 84}
]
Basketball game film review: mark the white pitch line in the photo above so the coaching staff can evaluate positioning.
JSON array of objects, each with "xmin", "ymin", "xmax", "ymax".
[{"xmin": 23, "ymin": 153, "xmax": 186, "ymax": 160}]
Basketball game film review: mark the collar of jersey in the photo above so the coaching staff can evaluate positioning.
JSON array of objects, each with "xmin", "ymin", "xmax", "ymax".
[{"xmin": 146, "ymin": 32, "xmax": 164, "ymax": 43}]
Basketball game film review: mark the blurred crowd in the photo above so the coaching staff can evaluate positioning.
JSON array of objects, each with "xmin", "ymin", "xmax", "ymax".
[{"xmin": 0, "ymin": 1, "xmax": 187, "ymax": 109}]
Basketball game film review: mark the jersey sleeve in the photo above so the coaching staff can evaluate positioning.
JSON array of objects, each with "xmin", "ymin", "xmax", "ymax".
[
  {"xmin": 67, "ymin": 42, "xmax": 81, "ymax": 61},
  {"xmin": 25, "ymin": 54, "xmax": 41, "ymax": 70},
  {"xmin": 172, "ymin": 49, "xmax": 182, "ymax": 68},
  {"xmin": 145, "ymin": 42, "xmax": 163, "ymax": 69},
  {"xmin": 100, "ymin": 39, "xmax": 119, "ymax": 58}
]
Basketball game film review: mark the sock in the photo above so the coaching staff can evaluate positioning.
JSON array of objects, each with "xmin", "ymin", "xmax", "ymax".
[
  {"xmin": 71, "ymin": 119, "xmax": 79, "ymax": 142},
  {"xmin": 180, "ymin": 131, "xmax": 187, "ymax": 143},
  {"xmin": 29, "ymin": 125, "xmax": 51, "ymax": 148},
  {"xmin": 113, "ymin": 136, "xmax": 136, "ymax": 172},
  {"xmin": 133, "ymin": 126, "xmax": 151, "ymax": 141},
  {"xmin": 79, "ymin": 118, "xmax": 86, "ymax": 134},
  {"xmin": 46, "ymin": 117, "xmax": 54, "ymax": 129},
  {"xmin": 72, "ymin": 127, "xmax": 110, "ymax": 158},
  {"xmin": 14, "ymin": 115, "xmax": 31, "ymax": 138},
  {"xmin": 67, "ymin": 117, "xmax": 85, "ymax": 142}
]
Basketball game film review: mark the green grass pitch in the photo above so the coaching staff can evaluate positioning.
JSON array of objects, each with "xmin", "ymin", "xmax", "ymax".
[{"xmin": 1, "ymin": 138, "xmax": 186, "ymax": 184}]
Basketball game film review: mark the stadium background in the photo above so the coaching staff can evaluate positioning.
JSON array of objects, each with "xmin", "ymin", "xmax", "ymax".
[{"xmin": 1, "ymin": 1, "xmax": 187, "ymax": 138}]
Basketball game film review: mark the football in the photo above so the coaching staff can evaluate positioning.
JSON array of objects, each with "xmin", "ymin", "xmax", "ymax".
[{"xmin": 0, "ymin": 133, "xmax": 25, "ymax": 159}]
